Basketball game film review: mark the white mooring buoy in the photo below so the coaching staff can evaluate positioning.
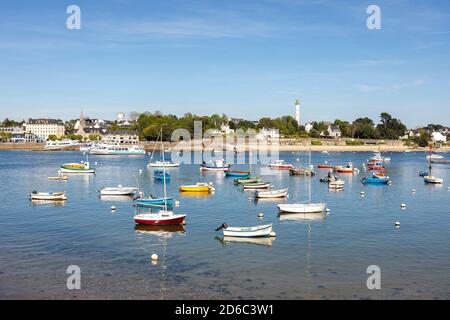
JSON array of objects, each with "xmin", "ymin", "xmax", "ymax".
[
  {"xmin": 258, "ymin": 213, "xmax": 264, "ymax": 218},
  {"xmin": 401, "ymin": 203, "xmax": 406, "ymax": 208},
  {"xmin": 110, "ymin": 206, "xmax": 116, "ymax": 211},
  {"xmin": 395, "ymin": 221, "xmax": 401, "ymax": 228},
  {"xmin": 151, "ymin": 254, "xmax": 159, "ymax": 261},
  {"xmin": 412, "ymin": 189, "xmax": 416, "ymax": 193}
]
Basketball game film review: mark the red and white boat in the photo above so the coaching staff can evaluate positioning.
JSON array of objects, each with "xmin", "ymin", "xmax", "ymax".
[
  {"xmin": 134, "ymin": 210, "xmax": 186, "ymax": 226},
  {"xmin": 134, "ymin": 127, "xmax": 186, "ymax": 226},
  {"xmin": 367, "ymin": 161, "xmax": 385, "ymax": 171},
  {"xmin": 268, "ymin": 160, "xmax": 294, "ymax": 170},
  {"xmin": 317, "ymin": 164, "xmax": 334, "ymax": 169},
  {"xmin": 335, "ymin": 162, "xmax": 359, "ymax": 174}
]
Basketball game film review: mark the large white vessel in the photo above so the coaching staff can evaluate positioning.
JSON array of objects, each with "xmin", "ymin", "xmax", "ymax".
[
  {"xmin": 89, "ymin": 144, "xmax": 146, "ymax": 155},
  {"xmin": 45, "ymin": 140, "xmax": 80, "ymax": 150}
]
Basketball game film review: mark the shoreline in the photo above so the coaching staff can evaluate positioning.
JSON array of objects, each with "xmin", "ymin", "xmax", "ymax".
[{"xmin": 0, "ymin": 142, "xmax": 448, "ymax": 153}]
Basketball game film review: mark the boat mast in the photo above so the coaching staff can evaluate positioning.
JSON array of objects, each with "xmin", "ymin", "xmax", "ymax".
[
  {"xmin": 308, "ymin": 143, "xmax": 312, "ymax": 203},
  {"xmin": 429, "ymin": 144, "xmax": 433, "ymax": 174},
  {"xmin": 161, "ymin": 127, "xmax": 168, "ymax": 211}
]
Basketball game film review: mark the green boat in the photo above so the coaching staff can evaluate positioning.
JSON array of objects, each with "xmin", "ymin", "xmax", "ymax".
[{"xmin": 234, "ymin": 177, "xmax": 262, "ymax": 185}]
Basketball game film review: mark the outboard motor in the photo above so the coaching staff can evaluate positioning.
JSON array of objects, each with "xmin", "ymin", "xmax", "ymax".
[{"xmin": 215, "ymin": 223, "xmax": 228, "ymax": 232}]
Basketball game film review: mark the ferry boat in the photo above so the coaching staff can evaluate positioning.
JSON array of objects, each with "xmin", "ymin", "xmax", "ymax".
[
  {"xmin": 89, "ymin": 144, "xmax": 146, "ymax": 155},
  {"xmin": 45, "ymin": 140, "xmax": 80, "ymax": 150}
]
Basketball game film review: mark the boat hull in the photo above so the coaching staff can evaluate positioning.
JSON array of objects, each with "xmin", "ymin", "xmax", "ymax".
[
  {"xmin": 256, "ymin": 188, "xmax": 288, "ymax": 198},
  {"xmin": 135, "ymin": 198, "xmax": 175, "ymax": 207},
  {"xmin": 277, "ymin": 203, "xmax": 326, "ymax": 214},
  {"xmin": 134, "ymin": 213, "xmax": 186, "ymax": 226},
  {"xmin": 223, "ymin": 224, "xmax": 273, "ymax": 238},
  {"xmin": 225, "ymin": 171, "xmax": 251, "ymax": 178}
]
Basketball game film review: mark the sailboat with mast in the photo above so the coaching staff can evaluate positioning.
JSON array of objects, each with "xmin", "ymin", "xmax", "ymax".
[
  {"xmin": 134, "ymin": 128, "xmax": 186, "ymax": 225},
  {"xmin": 424, "ymin": 145, "xmax": 444, "ymax": 184},
  {"xmin": 147, "ymin": 129, "xmax": 180, "ymax": 168},
  {"xmin": 277, "ymin": 145, "xmax": 327, "ymax": 214}
]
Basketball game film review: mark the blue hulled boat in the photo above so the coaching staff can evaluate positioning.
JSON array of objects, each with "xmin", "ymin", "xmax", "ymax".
[
  {"xmin": 225, "ymin": 170, "xmax": 251, "ymax": 178},
  {"xmin": 361, "ymin": 175, "xmax": 390, "ymax": 184},
  {"xmin": 153, "ymin": 169, "xmax": 170, "ymax": 181},
  {"xmin": 135, "ymin": 197, "xmax": 175, "ymax": 207}
]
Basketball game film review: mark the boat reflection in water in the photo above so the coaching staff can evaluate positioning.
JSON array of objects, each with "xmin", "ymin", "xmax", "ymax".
[
  {"xmin": 178, "ymin": 191, "xmax": 214, "ymax": 198},
  {"xmin": 254, "ymin": 197, "xmax": 289, "ymax": 205},
  {"xmin": 215, "ymin": 235, "xmax": 275, "ymax": 247},
  {"xmin": 278, "ymin": 212, "xmax": 327, "ymax": 222},
  {"xmin": 99, "ymin": 195, "xmax": 135, "ymax": 202},
  {"xmin": 134, "ymin": 224, "xmax": 186, "ymax": 236},
  {"xmin": 30, "ymin": 200, "xmax": 67, "ymax": 207},
  {"xmin": 134, "ymin": 223, "xmax": 186, "ymax": 300}
]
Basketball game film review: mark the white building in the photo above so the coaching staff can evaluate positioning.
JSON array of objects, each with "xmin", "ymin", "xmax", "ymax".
[
  {"xmin": 326, "ymin": 125, "xmax": 342, "ymax": 139},
  {"xmin": 24, "ymin": 118, "xmax": 65, "ymax": 141},
  {"xmin": 102, "ymin": 130, "xmax": 140, "ymax": 144},
  {"xmin": 295, "ymin": 99, "xmax": 301, "ymax": 127},
  {"xmin": 431, "ymin": 132, "xmax": 447, "ymax": 143},
  {"xmin": 256, "ymin": 127, "xmax": 280, "ymax": 140},
  {"xmin": 305, "ymin": 123, "xmax": 313, "ymax": 133},
  {"xmin": 220, "ymin": 123, "xmax": 235, "ymax": 135}
]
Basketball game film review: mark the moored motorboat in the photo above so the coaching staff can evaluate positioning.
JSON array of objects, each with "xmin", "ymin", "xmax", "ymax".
[
  {"xmin": 277, "ymin": 202, "xmax": 326, "ymax": 214},
  {"xmin": 256, "ymin": 188, "xmax": 288, "ymax": 198},
  {"xmin": 361, "ymin": 174, "xmax": 390, "ymax": 184},
  {"xmin": 268, "ymin": 160, "xmax": 294, "ymax": 170},
  {"xmin": 289, "ymin": 167, "xmax": 315, "ymax": 176},
  {"xmin": 424, "ymin": 175, "xmax": 444, "ymax": 184},
  {"xmin": 225, "ymin": 170, "xmax": 251, "ymax": 178},
  {"xmin": 99, "ymin": 186, "xmax": 139, "ymax": 196},
  {"xmin": 234, "ymin": 177, "xmax": 262, "ymax": 185},
  {"xmin": 335, "ymin": 162, "xmax": 359, "ymax": 174},
  {"xmin": 59, "ymin": 154, "xmax": 95, "ymax": 174},
  {"xmin": 215, "ymin": 223, "xmax": 275, "ymax": 238},
  {"xmin": 243, "ymin": 182, "xmax": 271, "ymax": 190},
  {"xmin": 329, "ymin": 179, "xmax": 345, "ymax": 190},
  {"xmin": 148, "ymin": 160, "xmax": 180, "ymax": 168},
  {"xmin": 153, "ymin": 169, "xmax": 170, "ymax": 181},
  {"xmin": 30, "ymin": 191, "xmax": 67, "ymax": 201},
  {"xmin": 200, "ymin": 160, "xmax": 230, "ymax": 171},
  {"xmin": 317, "ymin": 164, "xmax": 334, "ymax": 169},
  {"xmin": 179, "ymin": 182, "xmax": 215, "ymax": 193}
]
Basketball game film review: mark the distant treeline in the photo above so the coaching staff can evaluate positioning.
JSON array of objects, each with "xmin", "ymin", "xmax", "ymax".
[{"xmin": 1, "ymin": 113, "xmax": 446, "ymax": 146}]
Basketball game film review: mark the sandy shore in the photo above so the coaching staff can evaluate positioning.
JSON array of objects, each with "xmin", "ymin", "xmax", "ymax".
[{"xmin": 0, "ymin": 142, "xmax": 447, "ymax": 153}]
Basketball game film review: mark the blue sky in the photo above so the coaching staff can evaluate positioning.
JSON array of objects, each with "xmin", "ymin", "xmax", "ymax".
[{"xmin": 0, "ymin": 0, "xmax": 449, "ymax": 127}]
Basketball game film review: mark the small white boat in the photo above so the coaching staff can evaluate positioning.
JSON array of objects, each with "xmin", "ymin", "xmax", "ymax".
[
  {"xmin": 99, "ymin": 186, "xmax": 139, "ymax": 196},
  {"xmin": 148, "ymin": 160, "xmax": 180, "ymax": 168},
  {"xmin": 329, "ymin": 179, "xmax": 345, "ymax": 190},
  {"xmin": 243, "ymin": 182, "xmax": 271, "ymax": 190},
  {"xmin": 30, "ymin": 191, "xmax": 67, "ymax": 201},
  {"xmin": 277, "ymin": 202, "xmax": 326, "ymax": 214},
  {"xmin": 426, "ymin": 153, "xmax": 444, "ymax": 160},
  {"xmin": 268, "ymin": 160, "xmax": 294, "ymax": 170},
  {"xmin": 424, "ymin": 176, "xmax": 444, "ymax": 184},
  {"xmin": 48, "ymin": 176, "xmax": 67, "ymax": 181},
  {"xmin": 215, "ymin": 223, "xmax": 275, "ymax": 238},
  {"xmin": 256, "ymin": 188, "xmax": 288, "ymax": 198}
]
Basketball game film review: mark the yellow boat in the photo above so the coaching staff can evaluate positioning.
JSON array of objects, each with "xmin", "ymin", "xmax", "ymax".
[
  {"xmin": 62, "ymin": 163, "xmax": 86, "ymax": 169},
  {"xmin": 179, "ymin": 183, "xmax": 214, "ymax": 193}
]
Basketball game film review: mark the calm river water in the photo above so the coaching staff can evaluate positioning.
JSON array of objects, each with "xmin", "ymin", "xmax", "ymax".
[{"xmin": 0, "ymin": 150, "xmax": 449, "ymax": 299}]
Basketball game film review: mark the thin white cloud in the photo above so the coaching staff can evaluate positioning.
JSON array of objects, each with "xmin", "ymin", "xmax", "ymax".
[{"xmin": 356, "ymin": 79, "xmax": 426, "ymax": 93}]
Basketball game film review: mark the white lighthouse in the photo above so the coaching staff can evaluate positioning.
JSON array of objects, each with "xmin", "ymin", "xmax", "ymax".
[{"xmin": 295, "ymin": 99, "xmax": 301, "ymax": 127}]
